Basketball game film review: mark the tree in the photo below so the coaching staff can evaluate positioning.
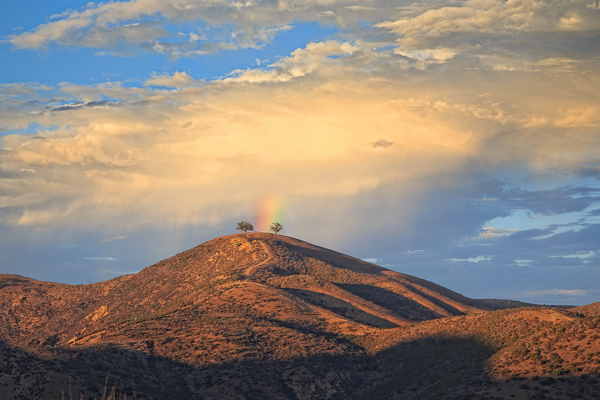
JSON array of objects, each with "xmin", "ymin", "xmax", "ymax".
[
  {"xmin": 270, "ymin": 222, "xmax": 283, "ymax": 234},
  {"xmin": 236, "ymin": 221, "xmax": 254, "ymax": 233}
]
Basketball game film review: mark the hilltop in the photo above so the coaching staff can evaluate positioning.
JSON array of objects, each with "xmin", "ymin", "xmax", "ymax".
[{"xmin": 1, "ymin": 233, "xmax": 599, "ymax": 399}]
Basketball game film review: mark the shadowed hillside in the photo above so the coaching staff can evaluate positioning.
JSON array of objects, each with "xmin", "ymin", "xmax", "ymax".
[{"xmin": 1, "ymin": 233, "xmax": 599, "ymax": 399}]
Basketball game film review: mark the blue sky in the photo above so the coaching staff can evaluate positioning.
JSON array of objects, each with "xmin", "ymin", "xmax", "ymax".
[{"xmin": 1, "ymin": 0, "xmax": 599, "ymax": 306}]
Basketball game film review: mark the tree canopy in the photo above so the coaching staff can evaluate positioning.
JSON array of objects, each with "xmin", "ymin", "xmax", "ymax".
[
  {"xmin": 270, "ymin": 222, "xmax": 283, "ymax": 234},
  {"xmin": 236, "ymin": 221, "xmax": 254, "ymax": 233}
]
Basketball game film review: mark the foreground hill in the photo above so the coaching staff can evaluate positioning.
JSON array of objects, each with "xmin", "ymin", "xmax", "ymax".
[
  {"xmin": 0, "ymin": 233, "xmax": 502, "ymax": 349},
  {"xmin": 1, "ymin": 233, "xmax": 599, "ymax": 399}
]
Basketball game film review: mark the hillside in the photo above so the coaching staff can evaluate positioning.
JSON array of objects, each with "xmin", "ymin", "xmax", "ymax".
[
  {"xmin": 574, "ymin": 302, "xmax": 600, "ymax": 316},
  {"xmin": 1, "ymin": 233, "xmax": 599, "ymax": 399}
]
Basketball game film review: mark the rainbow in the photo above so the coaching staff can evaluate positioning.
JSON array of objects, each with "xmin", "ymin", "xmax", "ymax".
[{"xmin": 255, "ymin": 196, "xmax": 287, "ymax": 232}]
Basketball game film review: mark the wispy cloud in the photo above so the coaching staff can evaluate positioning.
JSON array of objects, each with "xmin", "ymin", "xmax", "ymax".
[
  {"xmin": 446, "ymin": 256, "xmax": 493, "ymax": 263},
  {"xmin": 371, "ymin": 139, "xmax": 394, "ymax": 148},
  {"xmin": 102, "ymin": 235, "xmax": 128, "ymax": 242},
  {"xmin": 524, "ymin": 289, "xmax": 586, "ymax": 297},
  {"xmin": 82, "ymin": 257, "xmax": 117, "ymax": 261},
  {"xmin": 5, "ymin": 0, "xmax": 386, "ymax": 56},
  {"xmin": 474, "ymin": 227, "xmax": 520, "ymax": 240},
  {"xmin": 551, "ymin": 251, "xmax": 596, "ymax": 259}
]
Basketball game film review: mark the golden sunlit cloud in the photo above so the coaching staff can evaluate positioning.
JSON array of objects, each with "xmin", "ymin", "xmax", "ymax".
[{"xmin": 1, "ymin": 48, "xmax": 598, "ymax": 233}]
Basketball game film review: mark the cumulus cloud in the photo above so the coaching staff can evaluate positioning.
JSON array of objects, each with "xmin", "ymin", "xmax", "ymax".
[
  {"xmin": 376, "ymin": 0, "xmax": 600, "ymax": 71},
  {"xmin": 378, "ymin": 0, "xmax": 600, "ymax": 45},
  {"xmin": 223, "ymin": 41, "xmax": 358, "ymax": 83},
  {"xmin": 1, "ymin": 37, "xmax": 599, "ymax": 234}
]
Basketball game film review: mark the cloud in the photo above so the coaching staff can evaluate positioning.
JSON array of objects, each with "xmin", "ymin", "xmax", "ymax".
[
  {"xmin": 144, "ymin": 71, "xmax": 200, "ymax": 88},
  {"xmin": 588, "ymin": 1, "xmax": 600, "ymax": 9},
  {"xmin": 2, "ymin": 1, "xmax": 600, "ymax": 301},
  {"xmin": 2, "ymin": 42, "xmax": 598, "ymax": 235},
  {"xmin": 551, "ymin": 251, "xmax": 596, "ymax": 259},
  {"xmin": 378, "ymin": 0, "xmax": 600, "ymax": 45},
  {"xmin": 474, "ymin": 226, "xmax": 520, "ymax": 240},
  {"xmin": 49, "ymin": 100, "xmax": 116, "ymax": 112},
  {"xmin": 524, "ymin": 289, "xmax": 586, "ymax": 297},
  {"xmin": 5, "ymin": 0, "xmax": 392, "ymax": 56},
  {"xmin": 102, "ymin": 235, "xmax": 128, "ymax": 242},
  {"xmin": 554, "ymin": 107, "xmax": 600, "ymax": 128},
  {"xmin": 515, "ymin": 259, "xmax": 533, "ymax": 266},
  {"xmin": 445, "ymin": 256, "xmax": 493, "ymax": 263},
  {"xmin": 371, "ymin": 139, "xmax": 394, "ymax": 148},
  {"xmin": 223, "ymin": 41, "xmax": 359, "ymax": 83}
]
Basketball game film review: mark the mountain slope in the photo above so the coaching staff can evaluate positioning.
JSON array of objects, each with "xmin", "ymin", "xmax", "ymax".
[
  {"xmin": 1, "ymin": 233, "xmax": 599, "ymax": 400},
  {"xmin": 1, "ymin": 233, "xmax": 496, "ymax": 349}
]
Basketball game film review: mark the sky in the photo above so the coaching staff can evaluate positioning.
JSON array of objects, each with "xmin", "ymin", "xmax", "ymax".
[{"xmin": 1, "ymin": 0, "xmax": 599, "ymax": 306}]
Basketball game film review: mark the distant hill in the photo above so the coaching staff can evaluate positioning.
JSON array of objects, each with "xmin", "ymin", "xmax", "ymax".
[
  {"xmin": 573, "ymin": 302, "xmax": 600, "ymax": 316},
  {"xmin": 1, "ymin": 233, "xmax": 599, "ymax": 399}
]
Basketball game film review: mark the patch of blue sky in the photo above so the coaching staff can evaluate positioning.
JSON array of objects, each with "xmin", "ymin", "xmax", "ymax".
[
  {"xmin": 1, "ymin": 122, "xmax": 60, "ymax": 137},
  {"xmin": 1, "ymin": 45, "xmax": 163, "ymax": 86},
  {"xmin": 1, "ymin": 19, "xmax": 338, "ymax": 86},
  {"xmin": 484, "ymin": 207, "xmax": 598, "ymax": 238},
  {"xmin": 168, "ymin": 21, "xmax": 339, "ymax": 81},
  {"xmin": 0, "ymin": 0, "xmax": 87, "ymax": 37}
]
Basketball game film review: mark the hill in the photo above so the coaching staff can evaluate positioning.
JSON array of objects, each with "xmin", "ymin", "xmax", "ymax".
[
  {"xmin": 1, "ymin": 233, "xmax": 599, "ymax": 399},
  {"xmin": 574, "ymin": 302, "xmax": 600, "ymax": 316}
]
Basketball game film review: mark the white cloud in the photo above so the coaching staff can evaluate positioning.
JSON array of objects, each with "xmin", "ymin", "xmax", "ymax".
[
  {"xmin": 515, "ymin": 259, "xmax": 533, "ymax": 266},
  {"xmin": 145, "ymin": 71, "xmax": 200, "ymax": 88},
  {"xmin": 405, "ymin": 250, "xmax": 424, "ymax": 254},
  {"xmin": 446, "ymin": 256, "xmax": 493, "ymax": 263},
  {"xmin": 223, "ymin": 41, "xmax": 358, "ymax": 83},
  {"xmin": 524, "ymin": 289, "xmax": 586, "ymax": 297},
  {"xmin": 551, "ymin": 251, "xmax": 596, "ymax": 259}
]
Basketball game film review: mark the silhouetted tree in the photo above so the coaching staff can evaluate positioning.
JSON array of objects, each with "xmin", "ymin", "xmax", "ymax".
[
  {"xmin": 270, "ymin": 222, "xmax": 283, "ymax": 234},
  {"xmin": 236, "ymin": 221, "xmax": 254, "ymax": 233}
]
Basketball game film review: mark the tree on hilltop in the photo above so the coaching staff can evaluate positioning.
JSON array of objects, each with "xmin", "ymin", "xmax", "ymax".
[
  {"xmin": 236, "ymin": 221, "xmax": 254, "ymax": 233},
  {"xmin": 270, "ymin": 222, "xmax": 283, "ymax": 234}
]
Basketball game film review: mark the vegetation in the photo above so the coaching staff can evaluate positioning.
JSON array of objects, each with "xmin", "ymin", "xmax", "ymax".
[
  {"xmin": 1, "ymin": 232, "xmax": 599, "ymax": 399},
  {"xmin": 269, "ymin": 222, "xmax": 284, "ymax": 234},
  {"xmin": 235, "ymin": 221, "xmax": 254, "ymax": 233}
]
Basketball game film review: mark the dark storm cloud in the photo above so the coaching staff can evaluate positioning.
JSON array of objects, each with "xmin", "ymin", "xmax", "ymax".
[{"xmin": 50, "ymin": 99, "xmax": 116, "ymax": 112}]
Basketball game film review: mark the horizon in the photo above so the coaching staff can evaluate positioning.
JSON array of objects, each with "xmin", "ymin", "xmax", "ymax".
[
  {"xmin": 1, "ymin": 0, "xmax": 599, "ymax": 306},
  {"xmin": 0, "ymin": 230, "xmax": 586, "ymax": 307}
]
